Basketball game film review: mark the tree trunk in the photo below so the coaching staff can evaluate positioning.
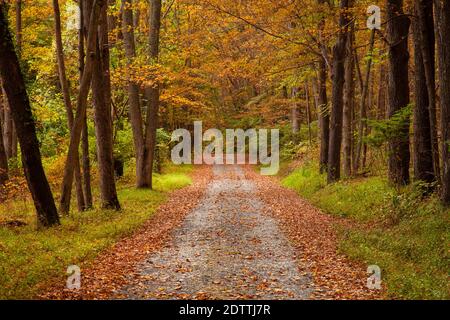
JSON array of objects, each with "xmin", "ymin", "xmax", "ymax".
[
  {"xmin": 53, "ymin": 0, "xmax": 85, "ymax": 212},
  {"xmin": 412, "ymin": 3, "xmax": 435, "ymax": 184},
  {"xmin": 386, "ymin": 0, "xmax": 411, "ymax": 186},
  {"xmin": 1, "ymin": 86, "xmax": 12, "ymax": 159},
  {"xmin": 60, "ymin": 0, "xmax": 103, "ymax": 213},
  {"xmin": 311, "ymin": 77, "xmax": 320, "ymax": 116},
  {"xmin": 416, "ymin": 0, "xmax": 440, "ymax": 184},
  {"xmin": 0, "ymin": 118, "xmax": 8, "ymax": 185},
  {"xmin": 142, "ymin": 0, "xmax": 162, "ymax": 189},
  {"xmin": 92, "ymin": 2, "xmax": 120, "ymax": 209},
  {"xmin": 305, "ymin": 82, "xmax": 313, "ymax": 145},
  {"xmin": 107, "ymin": 0, "xmax": 120, "ymax": 42},
  {"xmin": 81, "ymin": 112, "xmax": 92, "ymax": 208},
  {"xmin": 318, "ymin": 58, "xmax": 329, "ymax": 173},
  {"xmin": 0, "ymin": 4, "xmax": 60, "ymax": 227},
  {"xmin": 10, "ymin": 0, "xmax": 20, "ymax": 158},
  {"xmin": 291, "ymin": 87, "xmax": 299, "ymax": 134},
  {"xmin": 79, "ymin": 0, "xmax": 93, "ymax": 209},
  {"xmin": 343, "ymin": 23, "xmax": 355, "ymax": 177},
  {"xmin": 122, "ymin": 0, "xmax": 145, "ymax": 188},
  {"xmin": 327, "ymin": 0, "xmax": 351, "ymax": 183},
  {"xmin": 318, "ymin": 0, "xmax": 329, "ymax": 174},
  {"xmin": 377, "ymin": 62, "xmax": 387, "ymax": 120},
  {"xmin": 434, "ymin": 0, "xmax": 450, "ymax": 205},
  {"xmin": 99, "ymin": 6, "xmax": 113, "ymax": 123},
  {"xmin": 134, "ymin": 7, "xmax": 140, "ymax": 30},
  {"xmin": 354, "ymin": 30, "xmax": 376, "ymax": 174}
]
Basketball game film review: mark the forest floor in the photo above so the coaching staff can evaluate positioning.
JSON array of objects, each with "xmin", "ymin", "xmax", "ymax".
[{"xmin": 40, "ymin": 164, "xmax": 382, "ymax": 300}]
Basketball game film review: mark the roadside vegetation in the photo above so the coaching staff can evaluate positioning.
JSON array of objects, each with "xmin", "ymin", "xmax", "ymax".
[
  {"xmin": 280, "ymin": 128, "xmax": 449, "ymax": 299},
  {"xmin": 0, "ymin": 163, "xmax": 191, "ymax": 299}
]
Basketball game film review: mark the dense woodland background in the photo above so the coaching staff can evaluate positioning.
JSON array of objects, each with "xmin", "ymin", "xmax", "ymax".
[{"xmin": 0, "ymin": 0, "xmax": 448, "ymax": 299}]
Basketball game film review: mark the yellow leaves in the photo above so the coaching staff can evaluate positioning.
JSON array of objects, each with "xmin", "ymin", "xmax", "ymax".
[
  {"xmin": 162, "ymin": 94, "xmax": 204, "ymax": 110},
  {"xmin": 111, "ymin": 60, "xmax": 166, "ymax": 89}
]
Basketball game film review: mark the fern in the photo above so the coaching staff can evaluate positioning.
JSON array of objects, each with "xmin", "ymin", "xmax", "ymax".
[{"xmin": 365, "ymin": 105, "xmax": 412, "ymax": 148}]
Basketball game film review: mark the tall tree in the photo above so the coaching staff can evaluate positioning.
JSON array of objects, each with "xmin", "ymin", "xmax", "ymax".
[
  {"xmin": 53, "ymin": 0, "xmax": 86, "ymax": 212},
  {"xmin": 2, "ymin": 86, "xmax": 12, "ymax": 159},
  {"xmin": 60, "ymin": 0, "xmax": 103, "ymax": 213},
  {"xmin": 122, "ymin": 0, "xmax": 145, "ymax": 187},
  {"xmin": 9, "ymin": 0, "xmax": 20, "ymax": 158},
  {"xmin": 0, "ymin": 3, "xmax": 60, "ymax": 227},
  {"xmin": 412, "ymin": 2, "xmax": 434, "ymax": 184},
  {"xmin": 386, "ymin": 0, "xmax": 411, "ymax": 186},
  {"xmin": 434, "ymin": 0, "xmax": 450, "ymax": 205},
  {"xmin": 305, "ymin": 82, "xmax": 313, "ymax": 145},
  {"xmin": 327, "ymin": 0, "xmax": 351, "ymax": 183},
  {"xmin": 92, "ymin": 1, "xmax": 120, "ymax": 209},
  {"xmin": 142, "ymin": 0, "xmax": 162, "ymax": 189},
  {"xmin": 376, "ymin": 62, "xmax": 387, "ymax": 120},
  {"xmin": 291, "ymin": 87, "xmax": 299, "ymax": 134},
  {"xmin": 354, "ymin": 29, "xmax": 376, "ymax": 174},
  {"xmin": 79, "ymin": 0, "xmax": 93, "ymax": 209},
  {"xmin": 415, "ymin": 0, "xmax": 439, "ymax": 184},
  {"xmin": 343, "ymin": 20, "xmax": 355, "ymax": 177},
  {"xmin": 318, "ymin": 0, "xmax": 330, "ymax": 173},
  {"xmin": 0, "ymin": 117, "xmax": 7, "ymax": 185}
]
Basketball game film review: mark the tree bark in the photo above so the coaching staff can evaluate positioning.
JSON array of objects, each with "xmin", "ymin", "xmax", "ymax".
[
  {"xmin": 122, "ymin": 0, "xmax": 145, "ymax": 187},
  {"xmin": 434, "ymin": 0, "xmax": 450, "ymax": 205},
  {"xmin": 318, "ymin": 58, "xmax": 329, "ymax": 173},
  {"xmin": 311, "ymin": 78, "xmax": 320, "ymax": 116},
  {"xmin": 318, "ymin": 0, "xmax": 330, "ymax": 174},
  {"xmin": 412, "ymin": 3, "xmax": 435, "ymax": 184},
  {"xmin": 343, "ymin": 23, "xmax": 355, "ymax": 177},
  {"xmin": 79, "ymin": 0, "xmax": 93, "ymax": 209},
  {"xmin": 81, "ymin": 112, "xmax": 92, "ymax": 208},
  {"xmin": 1, "ymin": 86, "xmax": 12, "ymax": 159},
  {"xmin": 0, "ymin": 4, "xmax": 60, "ymax": 227},
  {"xmin": 60, "ymin": 0, "xmax": 103, "ymax": 213},
  {"xmin": 142, "ymin": 0, "xmax": 162, "ymax": 189},
  {"xmin": 305, "ymin": 82, "xmax": 313, "ymax": 145},
  {"xmin": 354, "ymin": 30, "xmax": 376, "ymax": 174},
  {"xmin": 15, "ymin": 0, "xmax": 22, "ymax": 53},
  {"xmin": 0, "ymin": 117, "xmax": 8, "ymax": 185},
  {"xmin": 377, "ymin": 62, "xmax": 387, "ymax": 120},
  {"xmin": 416, "ymin": 0, "xmax": 440, "ymax": 184},
  {"xmin": 327, "ymin": 0, "xmax": 351, "ymax": 183},
  {"xmin": 92, "ymin": 2, "xmax": 120, "ymax": 209},
  {"xmin": 53, "ymin": 0, "xmax": 85, "ymax": 212},
  {"xmin": 99, "ymin": 6, "xmax": 113, "ymax": 123},
  {"xmin": 10, "ymin": 0, "xmax": 20, "ymax": 158},
  {"xmin": 386, "ymin": 0, "xmax": 411, "ymax": 186},
  {"xmin": 291, "ymin": 87, "xmax": 299, "ymax": 134}
]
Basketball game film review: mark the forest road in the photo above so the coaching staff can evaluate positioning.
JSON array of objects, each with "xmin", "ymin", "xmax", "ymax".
[{"xmin": 116, "ymin": 165, "xmax": 316, "ymax": 300}]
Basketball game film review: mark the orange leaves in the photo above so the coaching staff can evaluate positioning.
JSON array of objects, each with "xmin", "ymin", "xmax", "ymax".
[
  {"xmin": 111, "ymin": 58, "xmax": 166, "ymax": 90},
  {"xmin": 38, "ymin": 166, "xmax": 213, "ymax": 300},
  {"xmin": 250, "ymin": 168, "xmax": 385, "ymax": 300},
  {"xmin": 0, "ymin": 176, "xmax": 29, "ymax": 203}
]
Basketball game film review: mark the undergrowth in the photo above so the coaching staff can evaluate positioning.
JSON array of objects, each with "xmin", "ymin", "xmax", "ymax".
[
  {"xmin": 282, "ymin": 161, "xmax": 449, "ymax": 300},
  {"xmin": 0, "ymin": 164, "xmax": 192, "ymax": 299}
]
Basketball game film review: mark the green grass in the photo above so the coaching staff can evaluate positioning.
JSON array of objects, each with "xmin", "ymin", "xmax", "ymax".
[
  {"xmin": 282, "ymin": 162, "xmax": 449, "ymax": 300},
  {"xmin": 282, "ymin": 162, "xmax": 388, "ymax": 221},
  {"xmin": 0, "ymin": 165, "xmax": 192, "ymax": 299}
]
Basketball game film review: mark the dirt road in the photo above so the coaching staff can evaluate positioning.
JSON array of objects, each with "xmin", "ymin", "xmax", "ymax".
[{"xmin": 117, "ymin": 165, "xmax": 316, "ymax": 299}]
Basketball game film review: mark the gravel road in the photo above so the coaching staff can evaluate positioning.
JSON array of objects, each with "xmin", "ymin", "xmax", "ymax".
[{"xmin": 118, "ymin": 165, "xmax": 316, "ymax": 300}]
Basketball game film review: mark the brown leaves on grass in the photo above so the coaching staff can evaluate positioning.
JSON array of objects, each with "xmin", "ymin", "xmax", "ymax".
[
  {"xmin": 247, "ymin": 167, "xmax": 384, "ymax": 300},
  {"xmin": 38, "ymin": 166, "xmax": 212, "ymax": 300}
]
